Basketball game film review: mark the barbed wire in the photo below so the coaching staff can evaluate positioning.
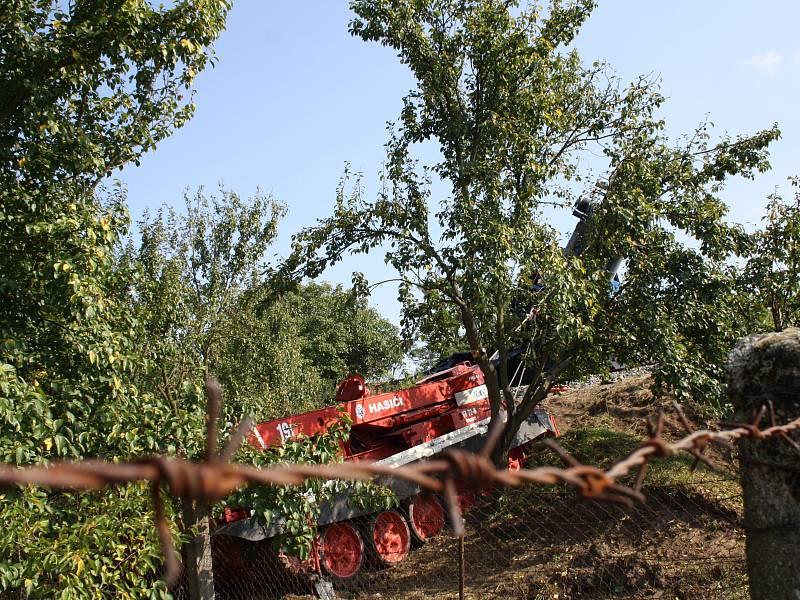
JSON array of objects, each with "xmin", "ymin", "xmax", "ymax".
[{"xmin": 1, "ymin": 379, "xmax": 798, "ymax": 584}]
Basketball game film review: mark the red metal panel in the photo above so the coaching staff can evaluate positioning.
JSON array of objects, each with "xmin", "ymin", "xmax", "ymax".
[
  {"xmin": 347, "ymin": 379, "xmax": 451, "ymax": 425},
  {"xmin": 347, "ymin": 364, "xmax": 483, "ymax": 427},
  {"xmin": 440, "ymin": 402, "xmax": 491, "ymax": 431},
  {"xmin": 446, "ymin": 367, "xmax": 485, "ymax": 395},
  {"xmin": 401, "ymin": 420, "xmax": 440, "ymax": 446},
  {"xmin": 251, "ymin": 364, "xmax": 487, "ymax": 450},
  {"xmin": 252, "ymin": 405, "xmax": 342, "ymax": 448}
]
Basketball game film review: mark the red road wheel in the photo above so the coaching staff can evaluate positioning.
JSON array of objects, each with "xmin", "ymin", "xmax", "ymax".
[
  {"xmin": 508, "ymin": 446, "xmax": 527, "ymax": 471},
  {"xmin": 405, "ymin": 494, "xmax": 445, "ymax": 544},
  {"xmin": 455, "ymin": 480, "xmax": 477, "ymax": 512},
  {"xmin": 364, "ymin": 510, "xmax": 411, "ymax": 566},
  {"xmin": 318, "ymin": 521, "xmax": 364, "ymax": 580}
]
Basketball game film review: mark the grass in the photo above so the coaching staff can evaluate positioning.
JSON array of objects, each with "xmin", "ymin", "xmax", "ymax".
[{"xmin": 526, "ymin": 424, "xmax": 702, "ymax": 484}]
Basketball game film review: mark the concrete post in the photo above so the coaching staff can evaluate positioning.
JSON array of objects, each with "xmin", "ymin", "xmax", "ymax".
[{"xmin": 727, "ymin": 328, "xmax": 800, "ymax": 600}]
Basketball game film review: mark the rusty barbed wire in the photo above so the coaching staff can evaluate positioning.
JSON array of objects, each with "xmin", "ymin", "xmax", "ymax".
[{"xmin": 1, "ymin": 379, "xmax": 798, "ymax": 584}]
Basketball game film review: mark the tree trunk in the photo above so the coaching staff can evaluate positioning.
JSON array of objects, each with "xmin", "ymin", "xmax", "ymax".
[
  {"xmin": 727, "ymin": 328, "xmax": 800, "ymax": 600},
  {"xmin": 182, "ymin": 500, "xmax": 216, "ymax": 600}
]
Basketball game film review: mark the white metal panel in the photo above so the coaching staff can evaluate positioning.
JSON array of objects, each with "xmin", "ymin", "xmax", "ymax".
[{"xmin": 454, "ymin": 384, "xmax": 488, "ymax": 406}]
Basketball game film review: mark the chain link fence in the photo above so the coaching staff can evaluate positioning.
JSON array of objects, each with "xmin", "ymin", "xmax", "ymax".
[{"xmin": 167, "ymin": 473, "xmax": 746, "ymax": 599}]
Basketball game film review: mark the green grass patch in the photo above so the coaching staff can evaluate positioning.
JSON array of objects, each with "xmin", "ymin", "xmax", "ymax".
[{"xmin": 526, "ymin": 426, "xmax": 713, "ymax": 487}]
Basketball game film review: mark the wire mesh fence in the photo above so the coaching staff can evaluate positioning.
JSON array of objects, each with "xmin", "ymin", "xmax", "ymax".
[{"xmin": 165, "ymin": 474, "xmax": 746, "ymax": 599}]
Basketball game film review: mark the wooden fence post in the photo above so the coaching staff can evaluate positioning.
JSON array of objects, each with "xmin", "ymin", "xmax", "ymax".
[
  {"xmin": 182, "ymin": 500, "xmax": 216, "ymax": 600},
  {"xmin": 727, "ymin": 328, "xmax": 800, "ymax": 600}
]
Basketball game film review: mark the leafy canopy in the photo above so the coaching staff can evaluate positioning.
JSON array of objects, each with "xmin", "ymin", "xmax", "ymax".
[
  {"xmin": 0, "ymin": 1, "xmax": 230, "ymax": 597},
  {"xmin": 127, "ymin": 190, "xmax": 404, "ymax": 562}
]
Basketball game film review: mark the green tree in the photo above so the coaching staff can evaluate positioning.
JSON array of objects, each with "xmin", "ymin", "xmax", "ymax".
[
  {"xmin": 283, "ymin": 0, "xmax": 779, "ymax": 462},
  {"xmin": 130, "ymin": 186, "xmax": 304, "ymax": 420},
  {"xmin": 213, "ymin": 285, "xmax": 329, "ymax": 420},
  {"xmin": 130, "ymin": 190, "xmax": 403, "ymax": 421},
  {"xmin": 0, "ymin": 1, "xmax": 230, "ymax": 596},
  {"xmin": 738, "ymin": 178, "xmax": 800, "ymax": 332},
  {"xmin": 290, "ymin": 282, "xmax": 404, "ymax": 389},
  {"xmin": 131, "ymin": 195, "xmax": 404, "ymax": 560}
]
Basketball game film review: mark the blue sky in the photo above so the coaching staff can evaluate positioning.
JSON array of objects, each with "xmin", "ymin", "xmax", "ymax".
[{"xmin": 119, "ymin": 1, "xmax": 800, "ymax": 324}]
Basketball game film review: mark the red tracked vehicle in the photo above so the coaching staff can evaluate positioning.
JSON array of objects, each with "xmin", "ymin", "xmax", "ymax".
[{"xmin": 216, "ymin": 361, "xmax": 559, "ymax": 582}]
